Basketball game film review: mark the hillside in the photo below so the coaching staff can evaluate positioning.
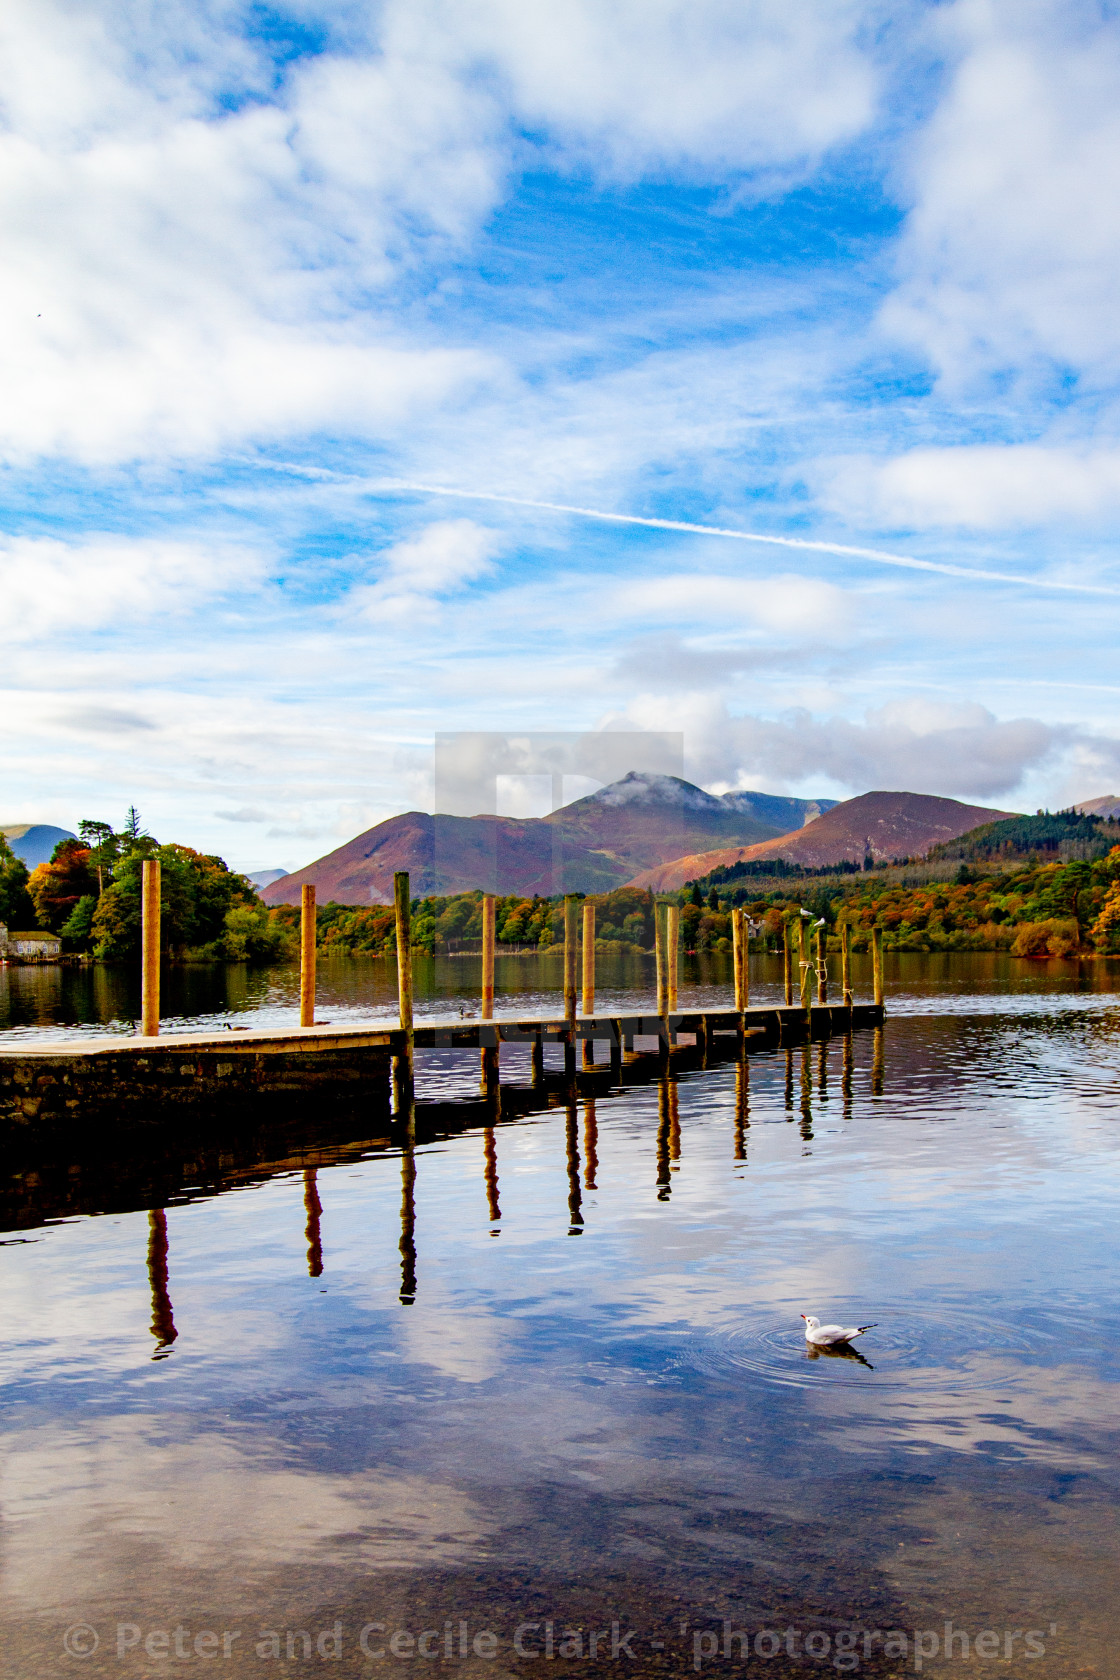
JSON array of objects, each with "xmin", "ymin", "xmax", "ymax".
[
  {"xmin": 626, "ymin": 791, "xmax": 1019, "ymax": 892},
  {"xmin": 926, "ymin": 809, "xmax": 1116, "ymax": 863},
  {"xmin": 1074, "ymin": 794, "xmax": 1120, "ymax": 820},
  {"xmin": 0, "ymin": 824, "xmax": 77, "ymax": 869},
  {"xmin": 260, "ymin": 773, "xmax": 834, "ymax": 906}
]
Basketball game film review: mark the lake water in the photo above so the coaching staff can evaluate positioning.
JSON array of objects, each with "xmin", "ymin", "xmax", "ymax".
[{"xmin": 2, "ymin": 954, "xmax": 1119, "ymax": 1677}]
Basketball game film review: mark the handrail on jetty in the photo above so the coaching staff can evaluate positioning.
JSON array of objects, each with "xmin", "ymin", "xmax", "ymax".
[{"xmin": 0, "ymin": 872, "xmax": 884, "ymax": 1134}]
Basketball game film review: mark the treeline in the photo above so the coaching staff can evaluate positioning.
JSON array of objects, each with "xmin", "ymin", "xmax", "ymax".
[
  {"xmin": 299, "ymin": 848, "xmax": 1120, "ymax": 960},
  {"xmin": 10, "ymin": 810, "xmax": 293, "ymax": 963}
]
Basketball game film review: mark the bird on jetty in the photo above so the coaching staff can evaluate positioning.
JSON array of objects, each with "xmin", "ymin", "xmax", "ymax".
[{"xmin": 801, "ymin": 1314, "xmax": 877, "ymax": 1346}]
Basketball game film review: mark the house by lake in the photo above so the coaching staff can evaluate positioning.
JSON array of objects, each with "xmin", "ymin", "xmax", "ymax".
[{"xmin": 0, "ymin": 925, "xmax": 62, "ymax": 962}]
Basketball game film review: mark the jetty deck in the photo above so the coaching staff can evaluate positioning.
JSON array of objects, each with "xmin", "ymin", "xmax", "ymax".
[
  {"xmin": 0, "ymin": 1002, "xmax": 883, "ymax": 1134},
  {"xmin": 0, "ymin": 869, "xmax": 887, "ymax": 1137}
]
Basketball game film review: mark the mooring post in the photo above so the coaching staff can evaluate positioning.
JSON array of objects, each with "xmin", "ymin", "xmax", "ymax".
[
  {"xmin": 841, "ymin": 922, "xmax": 852, "ymax": 1007},
  {"xmin": 732, "ymin": 904, "xmax": 743, "ymax": 1007},
  {"xmin": 738, "ymin": 907, "xmax": 750, "ymax": 1011},
  {"xmin": 816, "ymin": 924, "xmax": 828, "ymax": 1004},
  {"xmin": 299, "ymin": 882, "xmax": 316, "ymax": 1029},
  {"xmin": 563, "ymin": 894, "xmax": 578, "ymax": 1080},
  {"xmin": 531, "ymin": 1032, "xmax": 545, "ymax": 1085},
  {"xmin": 481, "ymin": 893, "xmax": 495, "ymax": 1016},
  {"xmin": 872, "ymin": 925, "xmax": 884, "ymax": 1009},
  {"xmin": 141, "ymin": 858, "xmax": 161, "ymax": 1037},
  {"xmin": 655, "ymin": 900, "xmax": 668, "ymax": 1012},
  {"xmin": 783, "ymin": 913, "xmax": 794, "ymax": 1007},
  {"xmin": 667, "ymin": 902, "xmax": 679, "ymax": 1043},
  {"xmin": 798, "ymin": 917, "xmax": 812, "ymax": 1015},
  {"xmin": 394, "ymin": 870, "xmax": 414, "ymax": 1108},
  {"xmin": 480, "ymin": 893, "xmax": 498, "ymax": 1093},
  {"xmin": 582, "ymin": 901, "xmax": 596, "ymax": 1067}
]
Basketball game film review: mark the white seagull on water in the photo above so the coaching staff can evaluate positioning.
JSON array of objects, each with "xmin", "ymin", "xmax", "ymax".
[{"xmin": 801, "ymin": 1314, "xmax": 877, "ymax": 1347}]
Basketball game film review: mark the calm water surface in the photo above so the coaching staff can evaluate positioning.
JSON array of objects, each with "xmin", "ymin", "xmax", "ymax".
[{"xmin": 2, "ymin": 955, "xmax": 1119, "ymax": 1677}]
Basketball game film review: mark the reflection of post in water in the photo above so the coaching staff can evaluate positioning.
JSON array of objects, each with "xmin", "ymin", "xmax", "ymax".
[
  {"xmin": 668, "ymin": 1078, "xmax": 681, "ymax": 1166},
  {"xmin": 784, "ymin": 1048, "xmax": 794, "ymax": 1115},
  {"xmin": 531, "ymin": 1031, "xmax": 545, "ymax": 1086},
  {"xmin": 734, "ymin": 1060, "xmax": 750, "ymax": 1160},
  {"xmin": 799, "ymin": 1045, "xmax": 814, "ymax": 1141},
  {"xmin": 583, "ymin": 1098, "xmax": 599, "ymax": 1189},
  {"xmin": 483, "ymin": 1127, "xmax": 501, "ymax": 1227},
  {"xmin": 565, "ymin": 1105, "xmax": 583, "ymax": 1233},
  {"xmin": 656, "ymin": 1079, "xmax": 672, "ymax": 1200},
  {"xmin": 303, "ymin": 1169, "xmax": 324, "ymax": 1278},
  {"xmin": 817, "ymin": 1039, "xmax": 829, "ymax": 1103},
  {"xmin": 399, "ymin": 1147, "xmax": 417, "ymax": 1305},
  {"xmin": 147, "ymin": 1209, "xmax": 177, "ymax": 1357},
  {"xmin": 872, "ymin": 1025, "xmax": 885, "ymax": 1097},
  {"xmin": 842, "ymin": 1032, "xmax": 854, "ymax": 1117}
]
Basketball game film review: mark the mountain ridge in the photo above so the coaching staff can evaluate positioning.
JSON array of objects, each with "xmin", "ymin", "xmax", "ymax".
[
  {"xmin": 625, "ymin": 791, "xmax": 1022, "ymax": 892},
  {"xmin": 261, "ymin": 773, "xmax": 835, "ymax": 906}
]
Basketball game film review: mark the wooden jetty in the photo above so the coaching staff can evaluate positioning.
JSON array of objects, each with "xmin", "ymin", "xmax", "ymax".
[{"xmin": 0, "ymin": 870, "xmax": 884, "ymax": 1137}]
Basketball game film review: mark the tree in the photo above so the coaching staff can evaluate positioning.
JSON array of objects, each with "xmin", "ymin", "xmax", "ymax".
[
  {"xmin": 28, "ymin": 840, "xmax": 100, "ymax": 931},
  {"xmin": 77, "ymin": 820, "xmax": 118, "ymax": 893},
  {"xmin": 124, "ymin": 806, "xmax": 145, "ymax": 841},
  {"xmin": 0, "ymin": 833, "xmax": 36, "ymax": 929}
]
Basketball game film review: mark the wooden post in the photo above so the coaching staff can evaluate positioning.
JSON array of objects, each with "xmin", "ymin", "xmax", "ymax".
[
  {"xmin": 563, "ymin": 895, "xmax": 578, "ymax": 1024},
  {"xmin": 783, "ymin": 913, "xmax": 794, "ymax": 1007},
  {"xmin": 655, "ymin": 902, "xmax": 668, "ymax": 1016},
  {"xmin": 480, "ymin": 893, "xmax": 498, "ymax": 1091},
  {"xmin": 481, "ymin": 893, "xmax": 495, "ymax": 1016},
  {"xmin": 666, "ymin": 903, "xmax": 679, "ymax": 1015},
  {"xmin": 735, "ymin": 906, "xmax": 749, "ymax": 1010},
  {"xmin": 872, "ymin": 925, "xmax": 884, "ymax": 1008},
  {"xmin": 394, "ymin": 871, "xmax": 414, "ymax": 1105},
  {"xmin": 732, "ymin": 906, "xmax": 743, "ymax": 1011},
  {"xmin": 582, "ymin": 902, "xmax": 595, "ymax": 1068},
  {"xmin": 299, "ymin": 883, "xmax": 316, "ymax": 1028},
  {"xmin": 798, "ymin": 917, "xmax": 811, "ymax": 1013},
  {"xmin": 141, "ymin": 858, "xmax": 161, "ymax": 1037},
  {"xmin": 531, "ymin": 1032, "xmax": 545, "ymax": 1085},
  {"xmin": 841, "ymin": 922, "xmax": 852, "ymax": 1006},
  {"xmin": 816, "ymin": 924, "xmax": 827, "ymax": 1004}
]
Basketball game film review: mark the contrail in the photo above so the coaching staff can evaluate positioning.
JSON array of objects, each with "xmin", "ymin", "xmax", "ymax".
[
  {"xmin": 375, "ymin": 479, "xmax": 1117, "ymax": 596},
  {"xmin": 246, "ymin": 458, "xmax": 1117, "ymax": 595}
]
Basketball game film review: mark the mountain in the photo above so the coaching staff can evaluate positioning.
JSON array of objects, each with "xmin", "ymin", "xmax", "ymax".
[
  {"xmin": 1, "ymin": 824, "xmax": 77, "ymax": 869},
  {"xmin": 260, "ymin": 773, "xmax": 835, "ymax": 906},
  {"xmin": 626, "ymin": 791, "xmax": 1021, "ymax": 891},
  {"xmin": 1073, "ymin": 794, "xmax": 1120, "ymax": 820},
  {"xmin": 247, "ymin": 869, "xmax": 289, "ymax": 890}
]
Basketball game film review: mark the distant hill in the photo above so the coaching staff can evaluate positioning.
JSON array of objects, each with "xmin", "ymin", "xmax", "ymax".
[
  {"xmin": 926, "ymin": 808, "xmax": 1116, "ymax": 863},
  {"xmin": 1, "ymin": 824, "xmax": 77, "ymax": 869},
  {"xmin": 247, "ymin": 868, "xmax": 289, "ymax": 890},
  {"xmin": 626, "ymin": 791, "xmax": 1020, "ymax": 891},
  {"xmin": 1073, "ymin": 794, "xmax": 1120, "ymax": 820},
  {"xmin": 260, "ymin": 773, "xmax": 836, "ymax": 906}
]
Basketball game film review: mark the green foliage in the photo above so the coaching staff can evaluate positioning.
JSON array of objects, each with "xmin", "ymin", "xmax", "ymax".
[
  {"xmin": 205, "ymin": 904, "xmax": 295, "ymax": 963},
  {"xmin": 929, "ymin": 809, "xmax": 1114, "ymax": 863},
  {"xmin": 28, "ymin": 840, "xmax": 100, "ymax": 931},
  {"xmin": 60, "ymin": 894, "xmax": 98, "ymax": 951},
  {"xmin": 88, "ymin": 840, "xmax": 266, "ymax": 961},
  {"xmin": 0, "ymin": 832, "xmax": 36, "ymax": 930}
]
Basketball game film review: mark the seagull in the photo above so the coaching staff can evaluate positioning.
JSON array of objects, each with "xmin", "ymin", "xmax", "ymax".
[{"xmin": 801, "ymin": 1314, "xmax": 877, "ymax": 1346}]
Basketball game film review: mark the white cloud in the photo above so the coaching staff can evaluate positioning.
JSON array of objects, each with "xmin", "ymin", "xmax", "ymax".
[
  {"xmin": 347, "ymin": 519, "xmax": 504, "ymax": 621},
  {"xmin": 0, "ymin": 535, "xmax": 263, "ymax": 640},
  {"xmin": 610, "ymin": 692, "xmax": 1062, "ymax": 800},
  {"xmin": 814, "ymin": 444, "xmax": 1120, "ymax": 529},
  {"xmin": 0, "ymin": 1, "xmax": 882, "ymax": 463},
  {"xmin": 603, "ymin": 572, "xmax": 852, "ymax": 637},
  {"xmin": 422, "ymin": 0, "xmax": 878, "ymax": 178},
  {"xmin": 885, "ymin": 0, "xmax": 1120, "ymax": 387}
]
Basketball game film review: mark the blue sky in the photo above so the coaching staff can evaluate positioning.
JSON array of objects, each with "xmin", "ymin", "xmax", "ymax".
[{"xmin": 3, "ymin": 0, "xmax": 1120, "ymax": 871}]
